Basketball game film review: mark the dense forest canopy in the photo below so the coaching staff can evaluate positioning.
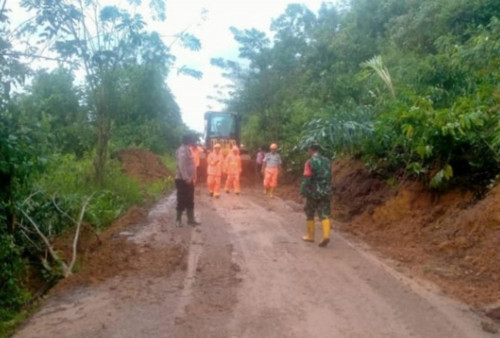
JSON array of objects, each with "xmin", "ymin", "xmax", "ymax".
[{"xmin": 215, "ymin": 0, "xmax": 500, "ymax": 189}]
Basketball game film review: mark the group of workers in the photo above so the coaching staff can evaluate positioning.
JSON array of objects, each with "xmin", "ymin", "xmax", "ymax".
[
  {"xmin": 174, "ymin": 133, "xmax": 332, "ymax": 247},
  {"xmin": 206, "ymin": 143, "xmax": 242, "ymax": 197},
  {"xmin": 204, "ymin": 142, "xmax": 283, "ymax": 199}
]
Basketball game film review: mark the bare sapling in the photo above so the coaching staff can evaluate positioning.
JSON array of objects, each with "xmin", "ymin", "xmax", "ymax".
[{"xmin": 17, "ymin": 194, "xmax": 94, "ymax": 278}]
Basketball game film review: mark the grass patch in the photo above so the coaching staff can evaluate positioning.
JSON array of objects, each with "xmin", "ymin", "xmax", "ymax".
[
  {"xmin": 0, "ymin": 305, "xmax": 38, "ymax": 338},
  {"xmin": 145, "ymin": 177, "xmax": 174, "ymax": 200},
  {"xmin": 160, "ymin": 154, "xmax": 176, "ymax": 173}
]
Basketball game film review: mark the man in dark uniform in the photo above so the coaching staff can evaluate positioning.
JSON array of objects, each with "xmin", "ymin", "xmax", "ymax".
[
  {"xmin": 175, "ymin": 133, "xmax": 201, "ymax": 227},
  {"xmin": 300, "ymin": 143, "xmax": 332, "ymax": 247}
]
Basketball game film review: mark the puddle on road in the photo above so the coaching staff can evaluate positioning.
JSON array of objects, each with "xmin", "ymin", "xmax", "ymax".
[{"xmin": 148, "ymin": 193, "xmax": 177, "ymax": 220}]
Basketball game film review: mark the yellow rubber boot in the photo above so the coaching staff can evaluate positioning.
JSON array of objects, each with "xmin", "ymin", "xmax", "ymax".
[
  {"xmin": 269, "ymin": 187, "xmax": 275, "ymax": 198},
  {"xmin": 302, "ymin": 220, "xmax": 315, "ymax": 242},
  {"xmin": 318, "ymin": 218, "xmax": 331, "ymax": 247}
]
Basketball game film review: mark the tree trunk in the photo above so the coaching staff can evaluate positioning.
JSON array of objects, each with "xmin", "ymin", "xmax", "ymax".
[
  {"xmin": 94, "ymin": 119, "xmax": 109, "ymax": 186},
  {"xmin": 94, "ymin": 83, "xmax": 112, "ymax": 186}
]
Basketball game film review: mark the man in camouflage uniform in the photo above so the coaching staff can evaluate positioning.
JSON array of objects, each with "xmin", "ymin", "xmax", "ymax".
[{"xmin": 300, "ymin": 143, "xmax": 332, "ymax": 247}]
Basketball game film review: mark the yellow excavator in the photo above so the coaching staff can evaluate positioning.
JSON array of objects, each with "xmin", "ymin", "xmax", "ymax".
[
  {"xmin": 203, "ymin": 111, "xmax": 240, "ymax": 154},
  {"xmin": 198, "ymin": 111, "xmax": 253, "ymax": 182}
]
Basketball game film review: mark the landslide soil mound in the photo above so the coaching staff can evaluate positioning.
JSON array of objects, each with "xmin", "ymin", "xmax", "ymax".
[
  {"xmin": 53, "ymin": 206, "xmax": 186, "ymax": 292},
  {"xmin": 114, "ymin": 148, "xmax": 172, "ymax": 184},
  {"xmin": 52, "ymin": 149, "xmax": 182, "ymax": 292},
  {"xmin": 333, "ymin": 158, "xmax": 500, "ymax": 309}
]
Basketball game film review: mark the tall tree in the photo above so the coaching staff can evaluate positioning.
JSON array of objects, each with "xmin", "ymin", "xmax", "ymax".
[
  {"xmin": 20, "ymin": 0, "xmax": 199, "ymax": 183},
  {"xmin": 17, "ymin": 68, "xmax": 95, "ymax": 156},
  {"xmin": 112, "ymin": 63, "xmax": 183, "ymax": 153}
]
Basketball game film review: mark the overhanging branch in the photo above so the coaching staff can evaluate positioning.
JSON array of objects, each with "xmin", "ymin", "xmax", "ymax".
[{"xmin": 1, "ymin": 51, "xmax": 79, "ymax": 65}]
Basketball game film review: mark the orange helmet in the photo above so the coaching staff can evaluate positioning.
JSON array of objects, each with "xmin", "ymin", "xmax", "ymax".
[{"xmin": 270, "ymin": 143, "xmax": 278, "ymax": 150}]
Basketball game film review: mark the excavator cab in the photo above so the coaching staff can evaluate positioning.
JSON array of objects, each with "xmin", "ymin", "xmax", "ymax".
[
  {"xmin": 204, "ymin": 111, "xmax": 240, "ymax": 154},
  {"xmin": 198, "ymin": 111, "xmax": 253, "ymax": 183}
]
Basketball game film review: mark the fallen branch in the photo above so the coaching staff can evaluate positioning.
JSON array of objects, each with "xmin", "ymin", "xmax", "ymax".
[
  {"xmin": 52, "ymin": 195, "xmax": 101, "ymax": 244},
  {"xmin": 51, "ymin": 195, "xmax": 77, "ymax": 223},
  {"xmin": 19, "ymin": 208, "xmax": 69, "ymax": 276},
  {"xmin": 68, "ymin": 194, "xmax": 93, "ymax": 275},
  {"xmin": 19, "ymin": 227, "xmax": 43, "ymax": 251},
  {"xmin": 19, "ymin": 194, "xmax": 94, "ymax": 278}
]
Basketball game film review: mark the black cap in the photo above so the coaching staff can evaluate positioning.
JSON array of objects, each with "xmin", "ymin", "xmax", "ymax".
[
  {"xmin": 308, "ymin": 142, "xmax": 322, "ymax": 152},
  {"xmin": 182, "ymin": 133, "xmax": 195, "ymax": 145}
]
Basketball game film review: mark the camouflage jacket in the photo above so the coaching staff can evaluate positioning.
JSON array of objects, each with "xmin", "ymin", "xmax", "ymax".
[{"xmin": 300, "ymin": 154, "xmax": 332, "ymax": 199}]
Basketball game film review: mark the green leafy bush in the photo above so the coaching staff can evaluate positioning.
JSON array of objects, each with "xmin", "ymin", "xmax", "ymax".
[
  {"xmin": 0, "ymin": 235, "xmax": 29, "ymax": 321},
  {"xmin": 362, "ymin": 88, "xmax": 499, "ymax": 187},
  {"xmin": 0, "ymin": 112, "xmax": 46, "ymax": 323},
  {"xmin": 36, "ymin": 154, "xmax": 143, "ymax": 230},
  {"xmin": 299, "ymin": 104, "xmax": 375, "ymax": 159},
  {"xmin": 145, "ymin": 177, "xmax": 174, "ymax": 199}
]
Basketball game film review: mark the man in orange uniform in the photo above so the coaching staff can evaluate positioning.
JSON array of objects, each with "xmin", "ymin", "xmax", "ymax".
[
  {"xmin": 262, "ymin": 143, "xmax": 281, "ymax": 198},
  {"xmin": 207, "ymin": 143, "xmax": 223, "ymax": 198},
  {"xmin": 190, "ymin": 143, "xmax": 203, "ymax": 184},
  {"xmin": 224, "ymin": 145, "xmax": 242, "ymax": 195}
]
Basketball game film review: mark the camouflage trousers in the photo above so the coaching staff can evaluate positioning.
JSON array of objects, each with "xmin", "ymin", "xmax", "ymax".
[{"xmin": 304, "ymin": 196, "xmax": 331, "ymax": 220}]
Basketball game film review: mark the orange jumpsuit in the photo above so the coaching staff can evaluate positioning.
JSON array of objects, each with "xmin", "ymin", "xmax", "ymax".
[
  {"xmin": 263, "ymin": 152, "xmax": 281, "ymax": 189},
  {"xmin": 224, "ymin": 151, "xmax": 242, "ymax": 194},
  {"xmin": 190, "ymin": 146, "xmax": 202, "ymax": 184},
  {"xmin": 207, "ymin": 151, "xmax": 223, "ymax": 197},
  {"xmin": 264, "ymin": 167, "xmax": 279, "ymax": 188}
]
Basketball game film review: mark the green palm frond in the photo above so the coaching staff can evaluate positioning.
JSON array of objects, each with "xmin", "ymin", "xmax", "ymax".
[{"xmin": 361, "ymin": 55, "xmax": 395, "ymax": 99}]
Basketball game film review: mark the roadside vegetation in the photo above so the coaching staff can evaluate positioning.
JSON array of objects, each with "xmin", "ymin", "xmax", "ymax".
[
  {"xmin": 216, "ymin": 0, "xmax": 500, "ymax": 190},
  {"xmin": 0, "ymin": 0, "xmax": 199, "ymax": 334}
]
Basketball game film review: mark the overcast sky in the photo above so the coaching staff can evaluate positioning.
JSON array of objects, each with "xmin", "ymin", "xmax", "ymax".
[
  {"xmin": 9, "ymin": 0, "xmax": 330, "ymax": 132},
  {"xmin": 163, "ymin": 0, "xmax": 329, "ymax": 132}
]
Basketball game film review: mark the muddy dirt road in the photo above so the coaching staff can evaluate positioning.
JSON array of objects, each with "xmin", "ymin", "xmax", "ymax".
[{"xmin": 15, "ymin": 188, "xmax": 495, "ymax": 337}]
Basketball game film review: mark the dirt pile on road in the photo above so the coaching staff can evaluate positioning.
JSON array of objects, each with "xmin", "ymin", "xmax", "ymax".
[
  {"xmin": 333, "ymin": 158, "xmax": 500, "ymax": 308},
  {"xmin": 114, "ymin": 148, "xmax": 172, "ymax": 184},
  {"xmin": 53, "ymin": 206, "xmax": 186, "ymax": 291}
]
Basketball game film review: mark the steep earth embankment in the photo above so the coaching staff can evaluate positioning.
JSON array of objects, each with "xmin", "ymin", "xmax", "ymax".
[{"xmin": 332, "ymin": 158, "xmax": 500, "ymax": 318}]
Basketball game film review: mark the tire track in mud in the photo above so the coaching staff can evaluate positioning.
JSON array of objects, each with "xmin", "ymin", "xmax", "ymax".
[
  {"xmin": 169, "ymin": 196, "xmax": 240, "ymax": 338},
  {"xmin": 170, "ymin": 224, "xmax": 203, "ymax": 324}
]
